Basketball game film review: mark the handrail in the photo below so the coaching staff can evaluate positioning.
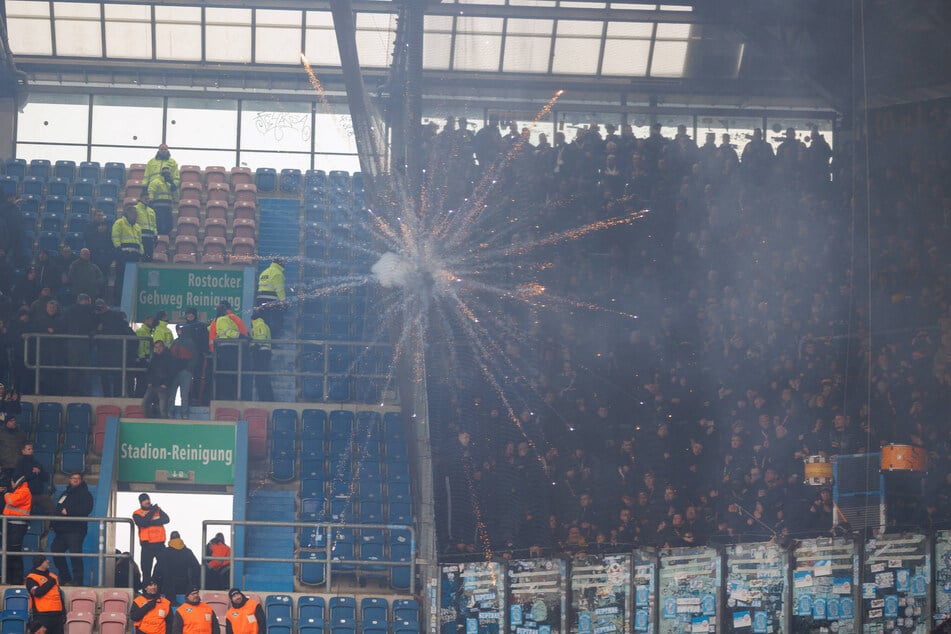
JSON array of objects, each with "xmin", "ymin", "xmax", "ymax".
[
  {"xmin": 201, "ymin": 518, "xmax": 416, "ymax": 593},
  {"xmin": 23, "ymin": 332, "xmax": 147, "ymax": 397},
  {"xmin": 0, "ymin": 514, "xmax": 136, "ymax": 586}
]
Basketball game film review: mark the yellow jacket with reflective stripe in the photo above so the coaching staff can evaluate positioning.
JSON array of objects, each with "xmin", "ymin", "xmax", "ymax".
[
  {"xmin": 143, "ymin": 157, "xmax": 180, "ymax": 188},
  {"xmin": 251, "ymin": 318, "xmax": 271, "ymax": 350},
  {"xmin": 148, "ymin": 177, "xmax": 176, "ymax": 204},
  {"xmin": 257, "ymin": 263, "xmax": 285, "ymax": 300},
  {"xmin": 112, "ymin": 216, "xmax": 143, "ymax": 252},
  {"xmin": 136, "ymin": 202, "xmax": 158, "ymax": 235}
]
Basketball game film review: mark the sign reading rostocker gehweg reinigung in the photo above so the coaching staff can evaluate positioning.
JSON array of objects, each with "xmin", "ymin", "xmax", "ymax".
[
  {"xmin": 118, "ymin": 421, "xmax": 236, "ymax": 485},
  {"xmin": 134, "ymin": 264, "xmax": 246, "ymax": 323}
]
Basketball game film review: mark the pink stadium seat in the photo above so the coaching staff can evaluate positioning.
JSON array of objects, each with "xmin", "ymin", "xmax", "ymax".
[
  {"xmin": 177, "ymin": 198, "xmax": 200, "ymax": 220},
  {"xmin": 65, "ymin": 611, "xmax": 94, "ymax": 634},
  {"xmin": 67, "ymin": 589, "xmax": 97, "ymax": 613},
  {"xmin": 176, "ymin": 216, "xmax": 199, "ymax": 238},
  {"xmin": 124, "ymin": 179, "xmax": 144, "ymax": 200},
  {"xmin": 205, "ymin": 166, "xmax": 227, "ymax": 185},
  {"xmin": 230, "ymin": 237, "xmax": 256, "ymax": 264},
  {"xmin": 203, "ymin": 217, "xmax": 227, "ymax": 239},
  {"xmin": 234, "ymin": 183, "xmax": 257, "ymax": 204},
  {"xmin": 205, "ymin": 200, "xmax": 228, "ymax": 220},
  {"xmin": 233, "ymin": 201, "xmax": 256, "ymax": 220},
  {"xmin": 231, "ymin": 218, "xmax": 256, "ymax": 239},
  {"xmin": 100, "ymin": 590, "xmax": 130, "ymax": 614},
  {"xmin": 207, "ymin": 182, "xmax": 230, "ymax": 203},
  {"xmin": 180, "ymin": 181, "xmax": 203, "ymax": 201},
  {"xmin": 180, "ymin": 165, "xmax": 202, "ymax": 184},
  {"xmin": 94, "ymin": 404, "xmax": 120, "ymax": 454},
  {"xmin": 201, "ymin": 236, "xmax": 227, "ymax": 264},
  {"xmin": 128, "ymin": 163, "xmax": 146, "ymax": 181},
  {"xmin": 174, "ymin": 234, "xmax": 199, "ymax": 264},
  {"xmin": 214, "ymin": 408, "xmax": 240, "ymax": 422},
  {"xmin": 244, "ymin": 408, "xmax": 268, "ymax": 458},
  {"xmin": 99, "ymin": 612, "xmax": 127, "ymax": 634},
  {"xmin": 230, "ymin": 167, "xmax": 252, "ymax": 186},
  {"xmin": 124, "ymin": 405, "xmax": 145, "ymax": 418},
  {"xmin": 152, "ymin": 235, "xmax": 169, "ymax": 262}
]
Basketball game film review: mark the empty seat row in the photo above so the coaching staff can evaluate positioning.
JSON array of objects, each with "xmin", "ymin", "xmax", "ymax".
[
  {"xmin": 124, "ymin": 179, "xmax": 257, "ymax": 204},
  {"xmin": 3, "ymin": 159, "xmax": 126, "ymax": 183},
  {"xmin": 176, "ymin": 199, "xmax": 257, "ymax": 222}
]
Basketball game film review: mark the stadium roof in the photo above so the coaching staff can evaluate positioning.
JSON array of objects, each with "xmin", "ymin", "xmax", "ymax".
[{"xmin": 2, "ymin": 0, "xmax": 950, "ymax": 112}]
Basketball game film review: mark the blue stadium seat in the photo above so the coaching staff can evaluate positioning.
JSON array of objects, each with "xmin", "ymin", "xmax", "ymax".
[
  {"xmin": 298, "ymin": 526, "xmax": 326, "ymax": 550},
  {"xmin": 328, "ymin": 597, "xmax": 356, "ymax": 622},
  {"xmin": 392, "ymin": 599, "xmax": 419, "ymax": 624},
  {"xmin": 64, "ymin": 431, "xmax": 88, "ymax": 452},
  {"xmin": 297, "ymin": 596, "xmax": 325, "ymax": 623},
  {"xmin": 301, "ymin": 409, "xmax": 326, "ymax": 441},
  {"xmin": 387, "ymin": 480, "xmax": 412, "ymax": 504},
  {"xmin": 389, "ymin": 530, "xmax": 413, "ymax": 590},
  {"xmin": 66, "ymin": 402, "xmax": 92, "ymax": 434},
  {"xmin": 72, "ymin": 178, "xmax": 96, "ymax": 199},
  {"xmin": 4, "ymin": 159, "xmax": 26, "ymax": 180},
  {"xmin": 41, "ymin": 211, "xmax": 64, "ymax": 233},
  {"xmin": 387, "ymin": 502, "xmax": 412, "ymax": 525},
  {"xmin": 267, "ymin": 615, "xmax": 292, "ymax": 634},
  {"xmin": 270, "ymin": 453, "xmax": 295, "ymax": 482},
  {"xmin": 300, "ymin": 477, "xmax": 324, "ymax": 499},
  {"xmin": 20, "ymin": 195, "xmax": 40, "ymax": 218},
  {"xmin": 70, "ymin": 196, "xmax": 92, "ymax": 216},
  {"xmin": 78, "ymin": 161, "xmax": 100, "ymax": 181},
  {"xmin": 360, "ymin": 619, "xmax": 386, "ymax": 634},
  {"xmin": 265, "ymin": 595, "xmax": 293, "ymax": 622},
  {"xmin": 279, "ymin": 169, "xmax": 302, "ymax": 194},
  {"xmin": 37, "ymin": 402, "xmax": 63, "ymax": 431},
  {"xmin": 357, "ymin": 481, "xmax": 382, "ymax": 503},
  {"xmin": 95, "ymin": 198, "xmax": 117, "ymax": 220},
  {"xmin": 393, "ymin": 620, "xmax": 419, "ymax": 634},
  {"xmin": 45, "ymin": 194, "xmax": 67, "ymax": 215},
  {"xmin": 54, "ymin": 160, "xmax": 76, "ymax": 181},
  {"xmin": 29, "ymin": 159, "xmax": 51, "ymax": 180},
  {"xmin": 98, "ymin": 179, "xmax": 120, "ymax": 200},
  {"xmin": 21, "ymin": 176, "xmax": 44, "ymax": 197},
  {"xmin": 299, "ymin": 552, "xmax": 326, "ymax": 586},
  {"xmin": 299, "ymin": 497, "xmax": 325, "ymax": 523},
  {"xmin": 357, "ymin": 461, "xmax": 382, "ymax": 483},
  {"xmin": 386, "ymin": 460, "xmax": 411, "ymax": 484},
  {"xmin": 33, "ymin": 450, "xmax": 54, "ymax": 475},
  {"xmin": 103, "ymin": 162, "xmax": 125, "ymax": 183},
  {"xmin": 0, "ymin": 176, "xmax": 17, "ymax": 197},
  {"xmin": 328, "ymin": 170, "xmax": 350, "ymax": 190},
  {"xmin": 329, "ymin": 618, "xmax": 355, "ymax": 634},
  {"xmin": 386, "ymin": 442, "xmax": 407, "ymax": 462},
  {"xmin": 304, "ymin": 169, "xmax": 327, "ymax": 191},
  {"xmin": 2, "ymin": 589, "xmax": 28, "ymax": 613},
  {"xmin": 329, "ymin": 410, "xmax": 353, "ymax": 439},
  {"xmin": 358, "ymin": 501, "xmax": 383, "ymax": 524},
  {"xmin": 47, "ymin": 177, "xmax": 69, "ymax": 198},
  {"xmin": 18, "ymin": 402, "xmax": 34, "ymax": 431},
  {"xmin": 61, "ymin": 448, "xmax": 85, "ymax": 474},
  {"xmin": 299, "ymin": 618, "xmax": 324, "ymax": 634},
  {"xmin": 271, "ymin": 409, "xmax": 297, "ymax": 438},
  {"xmin": 255, "ymin": 167, "xmax": 277, "ymax": 192},
  {"xmin": 271, "ymin": 436, "xmax": 295, "ymax": 455},
  {"xmin": 0, "ymin": 609, "xmax": 27, "ymax": 634},
  {"xmin": 68, "ymin": 212, "xmax": 88, "ymax": 232}
]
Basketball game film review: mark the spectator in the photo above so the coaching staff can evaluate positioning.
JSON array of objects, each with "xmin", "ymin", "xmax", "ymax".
[
  {"xmin": 168, "ymin": 324, "xmax": 198, "ymax": 419},
  {"xmin": 4, "ymin": 473, "xmax": 32, "ymax": 583},
  {"xmin": 172, "ymin": 587, "xmax": 219, "ymax": 634},
  {"xmin": 64, "ymin": 293, "xmax": 98, "ymax": 396},
  {"xmin": 130, "ymin": 579, "xmax": 172, "ymax": 634},
  {"xmin": 112, "ymin": 200, "xmax": 142, "ymax": 301},
  {"xmin": 148, "ymin": 165, "xmax": 177, "ymax": 236},
  {"xmin": 143, "ymin": 144, "xmax": 180, "ymax": 190},
  {"xmin": 67, "ymin": 248, "xmax": 104, "ymax": 301},
  {"xmin": 153, "ymin": 531, "xmax": 200, "ymax": 600},
  {"xmin": 132, "ymin": 493, "xmax": 170, "ymax": 583},
  {"xmin": 204, "ymin": 532, "xmax": 231, "ymax": 590},
  {"xmin": 209, "ymin": 301, "xmax": 248, "ymax": 401},
  {"xmin": 152, "ymin": 311, "xmax": 174, "ymax": 347},
  {"xmin": 24, "ymin": 556, "xmax": 64, "ymax": 634},
  {"xmin": 177, "ymin": 308, "xmax": 209, "ymax": 406},
  {"xmin": 15, "ymin": 442, "xmax": 51, "ymax": 514},
  {"xmin": 142, "ymin": 340, "xmax": 176, "ymax": 418},
  {"xmin": 224, "ymin": 588, "xmax": 266, "ymax": 634},
  {"xmin": 50, "ymin": 472, "xmax": 94, "ymax": 586},
  {"xmin": 255, "ymin": 258, "xmax": 286, "ymax": 334},
  {"xmin": 250, "ymin": 309, "xmax": 273, "ymax": 402}
]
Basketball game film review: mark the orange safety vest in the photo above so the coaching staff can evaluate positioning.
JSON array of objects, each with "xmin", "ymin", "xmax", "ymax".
[
  {"xmin": 25, "ymin": 572, "xmax": 63, "ymax": 613},
  {"xmin": 133, "ymin": 507, "xmax": 167, "ymax": 544},
  {"xmin": 4, "ymin": 483, "xmax": 32, "ymax": 517},
  {"xmin": 134, "ymin": 595, "xmax": 172, "ymax": 634},
  {"xmin": 226, "ymin": 599, "xmax": 261, "ymax": 634},
  {"xmin": 207, "ymin": 542, "xmax": 231, "ymax": 570},
  {"xmin": 178, "ymin": 602, "xmax": 215, "ymax": 634}
]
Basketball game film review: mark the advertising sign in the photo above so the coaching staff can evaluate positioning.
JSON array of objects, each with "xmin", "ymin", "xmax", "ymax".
[
  {"xmin": 134, "ymin": 264, "xmax": 247, "ymax": 322},
  {"xmin": 569, "ymin": 554, "xmax": 631, "ymax": 634},
  {"xmin": 118, "ymin": 420, "xmax": 236, "ymax": 485},
  {"xmin": 791, "ymin": 537, "xmax": 856, "ymax": 633},
  {"xmin": 440, "ymin": 561, "xmax": 505, "ymax": 634},
  {"xmin": 507, "ymin": 558, "xmax": 566, "ymax": 634},
  {"xmin": 862, "ymin": 533, "xmax": 929, "ymax": 632},
  {"xmin": 726, "ymin": 542, "xmax": 787, "ymax": 633},
  {"xmin": 658, "ymin": 547, "xmax": 719, "ymax": 634}
]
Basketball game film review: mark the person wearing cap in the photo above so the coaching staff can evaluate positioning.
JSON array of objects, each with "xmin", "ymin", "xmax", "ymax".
[
  {"xmin": 172, "ymin": 587, "xmax": 218, "ymax": 634},
  {"xmin": 24, "ymin": 556, "xmax": 64, "ymax": 634},
  {"xmin": 255, "ymin": 257, "xmax": 286, "ymax": 334},
  {"xmin": 133, "ymin": 493, "xmax": 171, "ymax": 584},
  {"xmin": 130, "ymin": 578, "xmax": 172, "ymax": 634},
  {"xmin": 208, "ymin": 301, "xmax": 249, "ymax": 400},
  {"xmin": 250, "ymin": 309, "xmax": 273, "ymax": 402},
  {"xmin": 178, "ymin": 308, "xmax": 210, "ymax": 406},
  {"xmin": 204, "ymin": 533, "xmax": 231, "ymax": 590},
  {"xmin": 153, "ymin": 530, "xmax": 200, "ymax": 600},
  {"xmin": 49, "ymin": 472, "xmax": 94, "ymax": 586},
  {"xmin": 4, "ymin": 473, "xmax": 32, "ymax": 583},
  {"xmin": 112, "ymin": 200, "xmax": 142, "ymax": 301},
  {"xmin": 225, "ymin": 588, "xmax": 266, "ymax": 634}
]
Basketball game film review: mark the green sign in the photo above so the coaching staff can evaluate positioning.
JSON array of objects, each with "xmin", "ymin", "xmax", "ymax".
[
  {"xmin": 118, "ymin": 421, "xmax": 236, "ymax": 485},
  {"xmin": 134, "ymin": 264, "xmax": 245, "ymax": 322}
]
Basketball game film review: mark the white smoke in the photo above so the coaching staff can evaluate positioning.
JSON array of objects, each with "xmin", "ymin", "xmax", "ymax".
[{"xmin": 371, "ymin": 251, "xmax": 415, "ymax": 288}]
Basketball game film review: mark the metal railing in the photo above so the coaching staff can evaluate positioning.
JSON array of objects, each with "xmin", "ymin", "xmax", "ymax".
[
  {"xmin": 201, "ymin": 519, "xmax": 416, "ymax": 593},
  {"xmin": 23, "ymin": 332, "xmax": 148, "ymax": 397},
  {"xmin": 0, "ymin": 514, "xmax": 136, "ymax": 585}
]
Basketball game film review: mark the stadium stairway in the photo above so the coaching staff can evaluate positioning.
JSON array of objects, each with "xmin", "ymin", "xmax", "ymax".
[
  {"xmin": 243, "ymin": 488, "xmax": 297, "ymax": 591},
  {"xmin": 257, "ymin": 198, "xmax": 302, "ymax": 402}
]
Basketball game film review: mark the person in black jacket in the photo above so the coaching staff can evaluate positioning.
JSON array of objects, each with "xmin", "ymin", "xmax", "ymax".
[
  {"xmin": 24, "ymin": 555, "xmax": 64, "ymax": 634},
  {"xmin": 49, "ymin": 472, "xmax": 94, "ymax": 586},
  {"xmin": 153, "ymin": 531, "xmax": 200, "ymax": 601},
  {"xmin": 15, "ymin": 442, "xmax": 51, "ymax": 515},
  {"xmin": 141, "ymin": 340, "xmax": 177, "ymax": 418}
]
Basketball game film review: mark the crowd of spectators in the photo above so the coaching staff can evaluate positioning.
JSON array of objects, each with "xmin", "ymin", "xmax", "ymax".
[{"xmin": 428, "ymin": 102, "xmax": 951, "ymax": 559}]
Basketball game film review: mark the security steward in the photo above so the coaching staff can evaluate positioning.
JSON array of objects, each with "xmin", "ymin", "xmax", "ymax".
[
  {"xmin": 112, "ymin": 199, "xmax": 143, "ymax": 302},
  {"xmin": 130, "ymin": 579, "xmax": 172, "ymax": 634},
  {"xmin": 250, "ymin": 310, "xmax": 273, "ymax": 402},
  {"xmin": 132, "ymin": 493, "xmax": 170, "ymax": 584},
  {"xmin": 5, "ymin": 473, "xmax": 32, "ymax": 583},
  {"xmin": 208, "ymin": 301, "xmax": 248, "ymax": 401},
  {"xmin": 135, "ymin": 195, "xmax": 159, "ymax": 261},
  {"xmin": 204, "ymin": 533, "xmax": 231, "ymax": 590},
  {"xmin": 172, "ymin": 586, "xmax": 219, "ymax": 634},
  {"xmin": 224, "ymin": 588, "xmax": 266, "ymax": 634},
  {"xmin": 255, "ymin": 257, "xmax": 286, "ymax": 334},
  {"xmin": 25, "ymin": 556, "xmax": 64, "ymax": 634}
]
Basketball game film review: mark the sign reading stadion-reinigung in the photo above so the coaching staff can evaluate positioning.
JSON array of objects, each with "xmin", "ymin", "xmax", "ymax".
[
  {"xmin": 134, "ymin": 264, "xmax": 246, "ymax": 322},
  {"xmin": 118, "ymin": 421, "xmax": 235, "ymax": 485}
]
